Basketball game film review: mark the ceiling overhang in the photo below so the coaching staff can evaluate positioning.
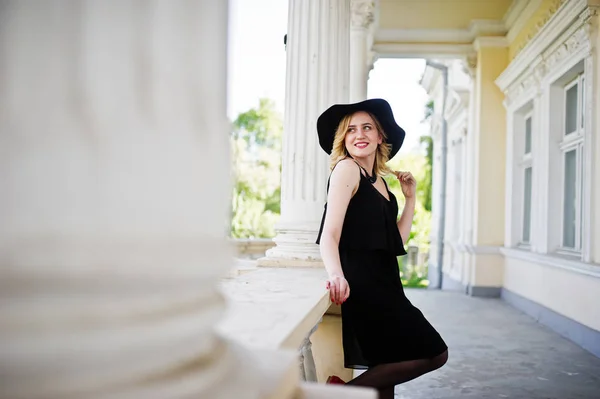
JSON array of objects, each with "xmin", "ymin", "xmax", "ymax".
[{"xmin": 372, "ymin": 0, "xmax": 532, "ymax": 59}]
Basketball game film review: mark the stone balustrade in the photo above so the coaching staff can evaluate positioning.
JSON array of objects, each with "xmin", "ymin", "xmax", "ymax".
[
  {"xmin": 218, "ymin": 266, "xmax": 376, "ymax": 397},
  {"xmin": 218, "ymin": 267, "xmax": 329, "ymax": 384},
  {"xmin": 231, "ymin": 238, "xmax": 277, "ymax": 259}
]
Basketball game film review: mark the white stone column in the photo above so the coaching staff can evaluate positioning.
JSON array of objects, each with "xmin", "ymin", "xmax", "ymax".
[
  {"xmin": 0, "ymin": 2, "xmax": 260, "ymax": 398},
  {"xmin": 260, "ymin": 0, "xmax": 351, "ymax": 266},
  {"xmin": 350, "ymin": 0, "xmax": 376, "ymax": 102}
]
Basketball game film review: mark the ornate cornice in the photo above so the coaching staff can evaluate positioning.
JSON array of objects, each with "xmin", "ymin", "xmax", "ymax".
[
  {"xmin": 351, "ymin": 0, "xmax": 375, "ymax": 30},
  {"xmin": 545, "ymin": 26, "xmax": 588, "ymax": 71},
  {"xmin": 504, "ymin": 21, "xmax": 591, "ymax": 108},
  {"xmin": 460, "ymin": 54, "xmax": 478, "ymax": 79},
  {"xmin": 497, "ymin": 0, "xmax": 599, "ymax": 107},
  {"xmin": 581, "ymin": 3, "xmax": 600, "ymax": 48},
  {"xmin": 513, "ymin": 0, "xmax": 569, "ymax": 59}
]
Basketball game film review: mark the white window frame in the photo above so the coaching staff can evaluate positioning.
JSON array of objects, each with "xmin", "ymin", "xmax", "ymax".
[
  {"xmin": 558, "ymin": 74, "xmax": 585, "ymax": 255},
  {"xmin": 502, "ymin": 13, "xmax": 594, "ymax": 266},
  {"xmin": 519, "ymin": 111, "xmax": 533, "ymax": 246},
  {"xmin": 507, "ymin": 99, "xmax": 535, "ymax": 251}
]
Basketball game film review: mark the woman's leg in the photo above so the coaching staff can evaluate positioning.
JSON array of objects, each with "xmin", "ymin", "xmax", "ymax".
[
  {"xmin": 378, "ymin": 386, "xmax": 395, "ymax": 399},
  {"xmin": 346, "ymin": 350, "xmax": 448, "ymax": 390}
]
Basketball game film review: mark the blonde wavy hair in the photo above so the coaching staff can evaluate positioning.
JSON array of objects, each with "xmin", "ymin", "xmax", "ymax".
[{"xmin": 329, "ymin": 111, "xmax": 393, "ymax": 176}]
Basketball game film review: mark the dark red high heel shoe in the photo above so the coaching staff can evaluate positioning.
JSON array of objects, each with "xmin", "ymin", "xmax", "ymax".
[{"xmin": 326, "ymin": 375, "xmax": 346, "ymax": 384}]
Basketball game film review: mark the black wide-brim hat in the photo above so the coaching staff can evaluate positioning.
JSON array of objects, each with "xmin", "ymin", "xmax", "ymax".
[{"xmin": 316, "ymin": 98, "xmax": 405, "ymax": 159}]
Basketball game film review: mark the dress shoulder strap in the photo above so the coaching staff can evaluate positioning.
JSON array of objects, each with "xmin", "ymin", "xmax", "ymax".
[{"xmin": 382, "ymin": 176, "xmax": 390, "ymax": 190}]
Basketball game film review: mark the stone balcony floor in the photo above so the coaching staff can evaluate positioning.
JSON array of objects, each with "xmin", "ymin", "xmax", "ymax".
[{"xmin": 395, "ymin": 289, "xmax": 600, "ymax": 399}]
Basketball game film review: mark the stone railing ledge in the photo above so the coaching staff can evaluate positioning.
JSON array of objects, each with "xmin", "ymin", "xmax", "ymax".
[{"xmin": 217, "ymin": 267, "xmax": 329, "ymax": 350}]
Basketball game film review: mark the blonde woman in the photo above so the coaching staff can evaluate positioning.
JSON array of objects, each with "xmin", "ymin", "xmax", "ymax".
[{"xmin": 315, "ymin": 99, "xmax": 448, "ymax": 399}]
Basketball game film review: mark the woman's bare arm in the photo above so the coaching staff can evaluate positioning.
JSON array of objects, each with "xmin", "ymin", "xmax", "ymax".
[
  {"xmin": 319, "ymin": 159, "xmax": 359, "ymax": 304},
  {"xmin": 397, "ymin": 196, "xmax": 415, "ymax": 245},
  {"xmin": 394, "ymin": 171, "xmax": 417, "ymax": 245}
]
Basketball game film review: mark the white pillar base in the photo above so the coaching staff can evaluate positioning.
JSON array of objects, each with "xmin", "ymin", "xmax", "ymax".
[{"xmin": 258, "ymin": 223, "xmax": 323, "ymax": 267}]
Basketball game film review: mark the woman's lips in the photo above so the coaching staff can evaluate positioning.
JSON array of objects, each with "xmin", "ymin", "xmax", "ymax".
[{"xmin": 354, "ymin": 142, "xmax": 368, "ymax": 149}]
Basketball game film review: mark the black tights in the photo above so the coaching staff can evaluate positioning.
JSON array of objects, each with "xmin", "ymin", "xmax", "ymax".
[{"xmin": 346, "ymin": 350, "xmax": 448, "ymax": 399}]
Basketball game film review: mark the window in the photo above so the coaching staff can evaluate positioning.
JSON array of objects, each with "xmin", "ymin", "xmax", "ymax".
[
  {"xmin": 560, "ymin": 74, "xmax": 585, "ymax": 251},
  {"xmin": 452, "ymin": 139, "xmax": 463, "ymax": 241},
  {"xmin": 520, "ymin": 113, "xmax": 533, "ymax": 244}
]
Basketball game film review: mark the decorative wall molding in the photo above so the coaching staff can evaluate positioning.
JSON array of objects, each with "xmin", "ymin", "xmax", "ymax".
[
  {"xmin": 544, "ymin": 26, "xmax": 588, "ymax": 72},
  {"xmin": 497, "ymin": 0, "xmax": 590, "ymax": 96},
  {"xmin": 505, "ymin": 0, "xmax": 544, "ymax": 44},
  {"xmin": 503, "ymin": 55, "xmax": 545, "ymax": 108},
  {"xmin": 498, "ymin": 3, "xmax": 598, "ymax": 108},
  {"xmin": 446, "ymin": 88, "xmax": 471, "ymax": 123},
  {"xmin": 351, "ymin": 0, "xmax": 376, "ymax": 30},
  {"xmin": 512, "ymin": 0, "xmax": 570, "ymax": 58},
  {"xmin": 462, "ymin": 54, "xmax": 478, "ymax": 78}
]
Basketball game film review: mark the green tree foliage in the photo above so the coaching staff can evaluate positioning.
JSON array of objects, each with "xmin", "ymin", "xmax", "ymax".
[
  {"xmin": 384, "ymin": 153, "xmax": 432, "ymax": 251},
  {"xmin": 420, "ymin": 100, "xmax": 435, "ymax": 212},
  {"xmin": 385, "ymin": 149, "xmax": 433, "ymax": 288},
  {"xmin": 423, "ymin": 99, "xmax": 434, "ymax": 121},
  {"xmin": 419, "ymin": 135, "xmax": 433, "ymax": 212},
  {"xmin": 230, "ymin": 99, "xmax": 283, "ymax": 238}
]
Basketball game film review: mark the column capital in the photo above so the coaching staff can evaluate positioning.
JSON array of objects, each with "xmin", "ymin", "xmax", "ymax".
[
  {"xmin": 581, "ymin": 4, "xmax": 600, "ymax": 45},
  {"xmin": 351, "ymin": 0, "xmax": 376, "ymax": 30},
  {"xmin": 461, "ymin": 54, "xmax": 477, "ymax": 78},
  {"xmin": 367, "ymin": 50, "xmax": 379, "ymax": 72}
]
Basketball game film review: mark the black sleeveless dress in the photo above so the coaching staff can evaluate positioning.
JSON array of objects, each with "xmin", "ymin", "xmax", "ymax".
[{"xmin": 316, "ymin": 166, "xmax": 448, "ymax": 369}]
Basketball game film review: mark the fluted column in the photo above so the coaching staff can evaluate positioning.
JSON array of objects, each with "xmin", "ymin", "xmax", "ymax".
[
  {"xmin": 260, "ymin": 0, "xmax": 350, "ymax": 266},
  {"xmin": 350, "ymin": 0, "xmax": 376, "ymax": 102},
  {"xmin": 0, "ymin": 2, "xmax": 259, "ymax": 398}
]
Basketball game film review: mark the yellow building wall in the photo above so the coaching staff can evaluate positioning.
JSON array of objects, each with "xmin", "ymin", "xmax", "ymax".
[
  {"xmin": 378, "ymin": 0, "xmax": 512, "ymax": 30},
  {"xmin": 504, "ymin": 258, "xmax": 600, "ymax": 331},
  {"xmin": 473, "ymin": 253, "xmax": 505, "ymax": 287},
  {"xmin": 475, "ymin": 46, "xmax": 508, "ymax": 247},
  {"xmin": 311, "ymin": 314, "xmax": 353, "ymax": 383},
  {"xmin": 509, "ymin": 0, "xmax": 567, "ymax": 60},
  {"xmin": 502, "ymin": 1, "xmax": 600, "ymax": 335},
  {"xmin": 460, "ymin": 45, "xmax": 509, "ymax": 290}
]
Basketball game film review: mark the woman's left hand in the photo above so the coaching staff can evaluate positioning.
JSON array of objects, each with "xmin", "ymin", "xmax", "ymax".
[{"xmin": 394, "ymin": 171, "xmax": 417, "ymax": 199}]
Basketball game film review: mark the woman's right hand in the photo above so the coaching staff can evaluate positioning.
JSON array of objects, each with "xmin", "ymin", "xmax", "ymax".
[{"xmin": 326, "ymin": 273, "xmax": 350, "ymax": 305}]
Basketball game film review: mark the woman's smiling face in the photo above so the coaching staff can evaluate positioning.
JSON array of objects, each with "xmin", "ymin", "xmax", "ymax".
[{"xmin": 344, "ymin": 111, "xmax": 382, "ymax": 159}]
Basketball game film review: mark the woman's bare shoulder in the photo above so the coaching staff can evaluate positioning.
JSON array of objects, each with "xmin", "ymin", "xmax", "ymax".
[{"xmin": 330, "ymin": 158, "xmax": 360, "ymax": 185}]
